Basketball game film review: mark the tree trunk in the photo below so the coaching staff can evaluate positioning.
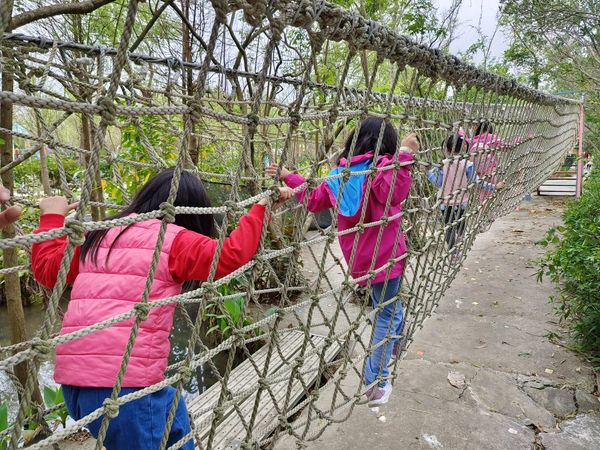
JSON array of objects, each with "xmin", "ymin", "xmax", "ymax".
[
  {"xmin": 35, "ymin": 115, "xmax": 52, "ymax": 195},
  {"xmin": 1, "ymin": 54, "xmax": 43, "ymax": 407},
  {"xmin": 182, "ymin": 0, "xmax": 200, "ymax": 166}
]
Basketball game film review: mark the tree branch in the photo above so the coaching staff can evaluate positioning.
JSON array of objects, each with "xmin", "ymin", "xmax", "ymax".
[{"xmin": 11, "ymin": 0, "xmax": 117, "ymax": 30}]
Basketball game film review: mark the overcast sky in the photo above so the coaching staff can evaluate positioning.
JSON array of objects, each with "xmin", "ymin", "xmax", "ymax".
[{"xmin": 436, "ymin": 0, "xmax": 509, "ymax": 62}]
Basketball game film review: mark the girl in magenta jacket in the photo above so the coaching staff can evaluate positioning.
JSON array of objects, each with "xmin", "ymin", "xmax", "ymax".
[
  {"xmin": 31, "ymin": 169, "xmax": 292, "ymax": 449},
  {"xmin": 468, "ymin": 121, "xmax": 506, "ymax": 203},
  {"xmin": 267, "ymin": 117, "xmax": 418, "ymax": 405}
]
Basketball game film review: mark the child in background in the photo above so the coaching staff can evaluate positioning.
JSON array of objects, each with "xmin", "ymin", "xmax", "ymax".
[
  {"xmin": 31, "ymin": 169, "xmax": 292, "ymax": 449},
  {"xmin": 469, "ymin": 121, "xmax": 506, "ymax": 202},
  {"xmin": 428, "ymin": 134, "xmax": 503, "ymax": 251},
  {"xmin": 266, "ymin": 116, "xmax": 418, "ymax": 405}
]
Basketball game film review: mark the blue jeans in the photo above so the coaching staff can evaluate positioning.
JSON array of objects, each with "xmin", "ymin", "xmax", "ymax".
[
  {"xmin": 364, "ymin": 278, "xmax": 404, "ymax": 387},
  {"xmin": 62, "ymin": 385, "xmax": 194, "ymax": 450}
]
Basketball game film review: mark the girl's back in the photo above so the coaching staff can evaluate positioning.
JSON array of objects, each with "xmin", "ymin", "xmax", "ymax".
[
  {"xmin": 59, "ymin": 219, "xmax": 184, "ymax": 387},
  {"xmin": 440, "ymin": 158, "xmax": 471, "ymax": 206}
]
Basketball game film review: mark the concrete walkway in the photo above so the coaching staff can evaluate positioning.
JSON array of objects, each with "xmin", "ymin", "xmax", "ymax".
[{"xmin": 277, "ymin": 196, "xmax": 600, "ymax": 450}]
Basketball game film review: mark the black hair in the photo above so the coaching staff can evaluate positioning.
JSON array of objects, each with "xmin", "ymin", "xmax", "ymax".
[
  {"xmin": 338, "ymin": 116, "xmax": 398, "ymax": 163},
  {"xmin": 80, "ymin": 168, "xmax": 214, "ymax": 265},
  {"xmin": 475, "ymin": 121, "xmax": 494, "ymax": 136},
  {"xmin": 444, "ymin": 134, "xmax": 469, "ymax": 154}
]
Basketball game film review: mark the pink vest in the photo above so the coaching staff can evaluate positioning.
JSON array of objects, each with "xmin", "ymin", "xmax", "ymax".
[
  {"xmin": 55, "ymin": 219, "xmax": 184, "ymax": 388},
  {"xmin": 441, "ymin": 158, "xmax": 470, "ymax": 206}
]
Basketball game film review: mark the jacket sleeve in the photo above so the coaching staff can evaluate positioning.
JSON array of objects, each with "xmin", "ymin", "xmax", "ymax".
[
  {"xmin": 168, "ymin": 204, "xmax": 269, "ymax": 282},
  {"xmin": 31, "ymin": 214, "xmax": 81, "ymax": 289},
  {"xmin": 283, "ymin": 172, "xmax": 334, "ymax": 213},
  {"xmin": 371, "ymin": 151, "xmax": 413, "ymax": 206},
  {"xmin": 427, "ymin": 167, "xmax": 443, "ymax": 187}
]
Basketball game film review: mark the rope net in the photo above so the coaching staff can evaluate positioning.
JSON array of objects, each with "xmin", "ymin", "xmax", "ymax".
[{"xmin": 0, "ymin": 0, "xmax": 579, "ymax": 449}]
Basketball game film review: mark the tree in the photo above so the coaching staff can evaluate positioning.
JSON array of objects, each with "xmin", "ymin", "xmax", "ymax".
[{"xmin": 500, "ymin": 0, "xmax": 600, "ymax": 151}]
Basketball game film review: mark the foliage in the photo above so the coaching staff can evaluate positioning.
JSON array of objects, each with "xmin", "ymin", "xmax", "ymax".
[
  {"xmin": 203, "ymin": 277, "xmax": 259, "ymax": 342},
  {"xmin": 101, "ymin": 116, "xmax": 180, "ymax": 204},
  {"xmin": 43, "ymin": 386, "xmax": 68, "ymax": 429},
  {"xmin": 537, "ymin": 169, "xmax": 600, "ymax": 370},
  {"xmin": 0, "ymin": 386, "xmax": 69, "ymax": 448},
  {"xmin": 0, "ymin": 403, "xmax": 8, "ymax": 450},
  {"xmin": 500, "ymin": 0, "xmax": 600, "ymax": 144},
  {"xmin": 13, "ymin": 156, "xmax": 81, "ymax": 195}
]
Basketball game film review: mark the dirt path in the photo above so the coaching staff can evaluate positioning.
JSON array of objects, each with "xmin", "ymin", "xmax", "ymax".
[{"xmin": 276, "ymin": 195, "xmax": 600, "ymax": 450}]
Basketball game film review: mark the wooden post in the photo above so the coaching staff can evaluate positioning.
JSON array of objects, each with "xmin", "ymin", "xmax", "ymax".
[{"xmin": 1, "ymin": 49, "xmax": 43, "ymax": 406}]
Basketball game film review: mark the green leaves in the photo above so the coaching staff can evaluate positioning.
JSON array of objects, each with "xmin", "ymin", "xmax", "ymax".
[
  {"xmin": 537, "ymin": 168, "xmax": 600, "ymax": 370},
  {"xmin": 204, "ymin": 278, "xmax": 259, "ymax": 342},
  {"xmin": 0, "ymin": 406, "xmax": 8, "ymax": 450}
]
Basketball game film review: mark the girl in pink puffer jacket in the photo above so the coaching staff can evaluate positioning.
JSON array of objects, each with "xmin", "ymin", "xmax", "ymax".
[{"xmin": 32, "ymin": 169, "xmax": 292, "ymax": 449}]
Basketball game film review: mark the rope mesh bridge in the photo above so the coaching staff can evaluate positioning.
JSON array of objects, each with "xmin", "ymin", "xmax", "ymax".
[{"xmin": 0, "ymin": 0, "xmax": 579, "ymax": 448}]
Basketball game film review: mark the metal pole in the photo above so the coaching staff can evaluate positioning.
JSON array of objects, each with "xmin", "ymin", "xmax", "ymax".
[{"xmin": 576, "ymin": 103, "xmax": 584, "ymax": 198}]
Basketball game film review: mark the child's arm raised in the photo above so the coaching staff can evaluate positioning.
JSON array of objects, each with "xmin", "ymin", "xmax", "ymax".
[
  {"xmin": 168, "ymin": 187, "xmax": 293, "ymax": 282},
  {"xmin": 32, "ymin": 197, "xmax": 81, "ymax": 289},
  {"xmin": 265, "ymin": 164, "xmax": 334, "ymax": 213}
]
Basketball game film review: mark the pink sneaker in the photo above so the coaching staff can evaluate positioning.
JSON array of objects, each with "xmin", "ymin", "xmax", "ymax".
[{"xmin": 366, "ymin": 382, "xmax": 393, "ymax": 405}]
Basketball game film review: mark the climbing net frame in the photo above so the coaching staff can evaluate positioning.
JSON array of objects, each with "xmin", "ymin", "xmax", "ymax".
[{"xmin": 0, "ymin": 0, "xmax": 580, "ymax": 449}]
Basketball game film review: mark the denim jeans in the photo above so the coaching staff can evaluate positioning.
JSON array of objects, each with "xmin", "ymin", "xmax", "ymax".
[
  {"xmin": 364, "ymin": 277, "xmax": 404, "ymax": 387},
  {"xmin": 62, "ymin": 385, "xmax": 194, "ymax": 450}
]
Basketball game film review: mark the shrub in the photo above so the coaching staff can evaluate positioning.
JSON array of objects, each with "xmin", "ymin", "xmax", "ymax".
[{"xmin": 537, "ymin": 168, "xmax": 600, "ymax": 370}]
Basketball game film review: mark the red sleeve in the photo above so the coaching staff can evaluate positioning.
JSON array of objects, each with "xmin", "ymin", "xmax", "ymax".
[
  {"xmin": 168, "ymin": 204, "xmax": 268, "ymax": 283},
  {"xmin": 31, "ymin": 214, "xmax": 80, "ymax": 289}
]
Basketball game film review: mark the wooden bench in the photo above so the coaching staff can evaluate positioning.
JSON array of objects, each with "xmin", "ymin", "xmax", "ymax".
[{"xmin": 187, "ymin": 331, "xmax": 340, "ymax": 449}]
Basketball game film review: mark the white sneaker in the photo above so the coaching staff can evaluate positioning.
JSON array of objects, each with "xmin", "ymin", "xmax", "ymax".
[{"xmin": 366, "ymin": 382, "xmax": 393, "ymax": 405}]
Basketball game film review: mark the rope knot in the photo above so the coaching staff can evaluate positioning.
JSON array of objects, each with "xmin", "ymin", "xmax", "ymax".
[
  {"xmin": 328, "ymin": 106, "xmax": 339, "ymax": 121},
  {"xmin": 30, "ymin": 338, "xmax": 52, "ymax": 357},
  {"xmin": 97, "ymin": 96, "xmax": 117, "ymax": 125},
  {"xmin": 288, "ymin": 111, "xmax": 301, "ymax": 127},
  {"xmin": 242, "ymin": 0, "xmax": 267, "ymax": 27},
  {"xmin": 355, "ymin": 223, "xmax": 365, "ymax": 233},
  {"xmin": 210, "ymin": 0, "xmax": 229, "ymax": 22},
  {"xmin": 102, "ymin": 398, "xmax": 120, "ymax": 419},
  {"xmin": 269, "ymin": 186, "xmax": 282, "ymax": 202},
  {"xmin": 160, "ymin": 202, "xmax": 176, "ymax": 223},
  {"xmin": 309, "ymin": 31, "xmax": 325, "ymax": 52},
  {"xmin": 187, "ymin": 99, "xmax": 203, "ymax": 122},
  {"xmin": 65, "ymin": 219, "xmax": 86, "ymax": 246},
  {"xmin": 254, "ymin": 254, "xmax": 267, "ymax": 264},
  {"xmin": 134, "ymin": 302, "xmax": 151, "ymax": 321},
  {"xmin": 341, "ymin": 168, "xmax": 351, "ymax": 181},
  {"xmin": 258, "ymin": 377, "xmax": 269, "ymax": 389},
  {"xmin": 223, "ymin": 200, "xmax": 240, "ymax": 214},
  {"xmin": 178, "ymin": 365, "xmax": 193, "ymax": 384},
  {"xmin": 247, "ymin": 113, "xmax": 260, "ymax": 130}
]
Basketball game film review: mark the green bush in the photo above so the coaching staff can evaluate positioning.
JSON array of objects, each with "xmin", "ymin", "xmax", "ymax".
[{"xmin": 537, "ymin": 168, "xmax": 600, "ymax": 370}]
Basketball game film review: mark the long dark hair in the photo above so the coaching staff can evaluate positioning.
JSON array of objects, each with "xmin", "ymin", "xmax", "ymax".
[
  {"xmin": 80, "ymin": 168, "xmax": 214, "ymax": 265},
  {"xmin": 338, "ymin": 116, "xmax": 398, "ymax": 163},
  {"xmin": 475, "ymin": 120, "xmax": 494, "ymax": 136},
  {"xmin": 445, "ymin": 134, "xmax": 469, "ymax": 155}
]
